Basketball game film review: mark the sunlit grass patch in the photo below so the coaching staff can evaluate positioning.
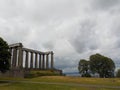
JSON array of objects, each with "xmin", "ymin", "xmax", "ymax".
[{"xmin": 31, "ymin": 76, "xmax": 120, "ymax": 86}]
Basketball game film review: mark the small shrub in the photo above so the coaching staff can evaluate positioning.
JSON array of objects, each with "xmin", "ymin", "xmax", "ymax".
[
  {"xmin": 24, "ymin": 73, "xmax": 35, "ymax": 78},
  {"xmin": 24, "ymin": 70, "xmax": 60, "ymax": 78},
  {"xmin": 81, "ymin": 73, "xmax": 91, "ymax": 77}
]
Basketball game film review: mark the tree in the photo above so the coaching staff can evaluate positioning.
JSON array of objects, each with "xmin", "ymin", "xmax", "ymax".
[
  {"xmin": 78, "ymin": 59, "xmax": 91, "ymax": 77},
  {"xmin": 116, "ymin": 69, "xmax": 120, "ymax": 77},
  {"xmin": 0, "ymin": 37, "xmax": 11, "ymax": 73},
  {"xmin": 90, "ymin": 53, "xmax": 115, "ymax": 78}
]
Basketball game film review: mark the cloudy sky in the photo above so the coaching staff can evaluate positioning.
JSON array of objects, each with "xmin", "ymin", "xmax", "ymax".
[{"xmin": 0, "ymin": 0, "xmax": 120, "ymax": 73}]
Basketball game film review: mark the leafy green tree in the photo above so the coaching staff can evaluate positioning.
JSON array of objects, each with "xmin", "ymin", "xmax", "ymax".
[
  {"xmin": 116, "ymin": 69, "xmax": 120, "ymax": 77},
  {"xmin": 90, "ymin": 53, "xmax": 115, "ymax": 78},
  {"xmin": 78, "ymin": 59, "xmax": 91, "ymax": 77},
  {"xmin": 0, "ymin": 37, "xmax": 11, "ymax": 73}
]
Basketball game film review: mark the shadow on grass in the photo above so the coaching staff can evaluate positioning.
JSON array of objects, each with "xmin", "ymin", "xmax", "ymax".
[{"xmin": 0, "ymin": 81, "xmax": 9, "ymax": 84}]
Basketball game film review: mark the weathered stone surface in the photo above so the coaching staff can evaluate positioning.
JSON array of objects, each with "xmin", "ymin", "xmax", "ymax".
[{"xmin": 7, "ymin": 42, "xmax": 56, "ymax": 77}]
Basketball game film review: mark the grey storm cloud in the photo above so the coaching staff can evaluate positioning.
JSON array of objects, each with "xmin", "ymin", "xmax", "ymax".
[
  {"xmin": 55, "ymin": 56, "xmax": 79, "ymax": 73},
  {"xmin": 0, "ymin": 0, "xmax": 120, "ymax": 73},
  {"xmin": 92, "ymin": 0, "xmax": 120, "ymax": 10},
  {"xmin": 43, "ymin": 41, "xmax": 54, "ymax": 50},
  {"xmin": 69, "ymin": 19, "xmax": 98, "ymax": 54}
]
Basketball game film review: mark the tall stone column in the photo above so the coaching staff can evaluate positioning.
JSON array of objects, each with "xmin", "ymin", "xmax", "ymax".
[
  {"xmin": 35, "ymin": 53, "xmax": 38, "ymax": 69},
  {"xmin": 9, "ymin": 48, "xmax": 12, "ymax": 68},
  {"xmin": 12, "ymin": 48, "xmax": 17, "ymax": 68},
  {"xmin": 39, "ymin": 54, "xmax": 41, "ymax": 69},
  {"xmin": 51, "ymin": 51, "xmax": 54, "ymax": 69},
  {"xmin": 25, "ymin": 51, "xmax": 28, "ymax": 69},
  {"xmin": 42, "ymin": 54, "xmax": 45, "ymax": 69},
  {"xmin": 46, "ymin": 54, "xmax": 49, "ymax": 69},
  {"xmin": 18, "ymin": 47, "xmax": 23, "ymax": 68},
  {"xmin": 30, "ymin": 52, "xmax": 33, "ymax": 69}
]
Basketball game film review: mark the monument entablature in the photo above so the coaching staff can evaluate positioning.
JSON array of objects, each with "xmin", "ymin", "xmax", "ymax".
[{"xmin": 9, "ymin": 43, "xmax": 54, "ymax": 70}]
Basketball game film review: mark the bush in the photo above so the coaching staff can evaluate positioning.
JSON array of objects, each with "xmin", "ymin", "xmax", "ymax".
[
  {"xmin": 24, "ymin": 70, "xmax": 60, "ymax": 78},
  {"xmin": 81, "ymin": 73, "xmax": 91, "ymax": 77},
  {"xmin": 24, "ymin": 73, "xmax": 35, "ymax": 78}
]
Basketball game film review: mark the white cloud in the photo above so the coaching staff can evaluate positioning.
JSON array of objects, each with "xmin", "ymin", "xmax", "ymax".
[{"xmin": 0, "ymin": 0, "xmax": 120, "ymax": 73}]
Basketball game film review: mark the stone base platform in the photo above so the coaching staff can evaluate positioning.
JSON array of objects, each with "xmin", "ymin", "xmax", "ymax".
[{"xmin": 0, "ymin": 68, "xmax": 63, "ymax": 78}]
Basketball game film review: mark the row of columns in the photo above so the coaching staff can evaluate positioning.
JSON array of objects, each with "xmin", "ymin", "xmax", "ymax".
[
  {"xmin": 9, "ymin": 43, "xmax": 54, "ymax": 70},
  {"xmin": 24, "ymin": 50, "xmax": 54, "ymax": 69}
]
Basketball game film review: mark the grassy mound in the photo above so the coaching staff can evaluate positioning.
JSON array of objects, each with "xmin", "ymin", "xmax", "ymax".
[{"xmin": 24, "ymin": 70, "xmax": 60, "ymax": 78}]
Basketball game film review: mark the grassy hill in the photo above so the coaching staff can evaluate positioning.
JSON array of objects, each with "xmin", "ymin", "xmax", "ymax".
[{"xmin": 0, "ymin": 76, "xmax": 120, "ymax": 90}]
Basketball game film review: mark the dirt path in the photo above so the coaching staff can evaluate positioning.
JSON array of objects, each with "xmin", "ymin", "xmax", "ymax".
[{"xmin": 0, "ymin": 80, "xmax": 120, "ymax": 89}]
